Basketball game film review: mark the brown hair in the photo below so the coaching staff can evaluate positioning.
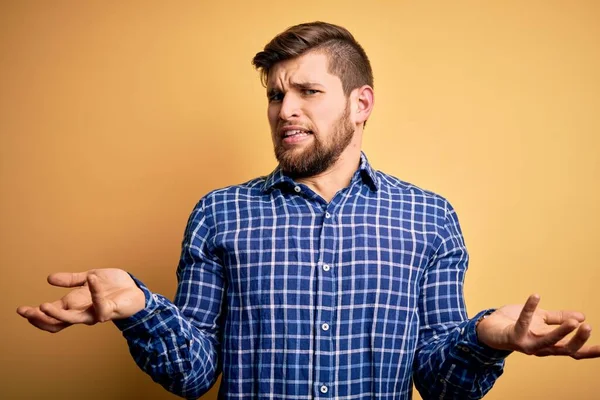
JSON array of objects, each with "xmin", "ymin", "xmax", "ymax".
[{"xmin": 252, "ymin": 21, "xmax": 374, "ymax": 96}]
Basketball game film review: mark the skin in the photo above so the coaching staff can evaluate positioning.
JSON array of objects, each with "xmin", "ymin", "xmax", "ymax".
[
  {"xmin": 267, "ymin": 51, "xmax": 373, "ymax": 202},
  {"xmin": 17, "ymin": 269, "xmax": 144, "ymax": 332},
  {"xmin": 17, "ymin": 51, "xmax": 600, "ymax": 361}
]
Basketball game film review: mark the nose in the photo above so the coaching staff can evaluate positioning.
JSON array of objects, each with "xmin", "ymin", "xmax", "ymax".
[{"xmin": 278, "ymin": 92, "xmax": 301, "ymax": 121}]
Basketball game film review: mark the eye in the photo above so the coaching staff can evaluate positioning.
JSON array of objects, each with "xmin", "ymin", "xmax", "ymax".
[
  {"xmin": 268, "ymin": 92, "xmax": 284, "ymax": 102},
  {"xmin": 302, "ymin": 89, "xmax": 319, "ymax": 96}
]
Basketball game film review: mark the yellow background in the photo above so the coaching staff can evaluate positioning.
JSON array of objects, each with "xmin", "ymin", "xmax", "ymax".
[{"xmin": 1, "ymin": 1, "xmax": 599, "ymax": 399}]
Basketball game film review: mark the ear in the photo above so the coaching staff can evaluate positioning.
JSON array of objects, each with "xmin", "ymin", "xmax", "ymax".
[{"xmin": 351, "ymin": 85, "xmax": 374, "ymax": 126}]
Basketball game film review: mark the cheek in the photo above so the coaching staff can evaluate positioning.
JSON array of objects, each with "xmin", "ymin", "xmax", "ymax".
[
  {"xmin": 311, "ymin": 110, "xmax": 336, "ymax": 134},
  {"xmin": 267, "ymin": 105, "xmax": 279, "ymax": 126},
  {"xmin": 267, "ymin": 107, "xmax": 279, "ymax": 143}
]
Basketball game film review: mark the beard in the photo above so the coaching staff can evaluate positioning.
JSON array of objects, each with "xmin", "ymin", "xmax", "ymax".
[{"xmin": 273, "ymin": 101, "xmax": 355, "ymax": 179}]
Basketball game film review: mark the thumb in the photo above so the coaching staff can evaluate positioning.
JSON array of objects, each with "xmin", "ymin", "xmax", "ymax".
[
  {"xmin": 48, "ymin": 271, "xmax": 89, "ymax": 288},
  {"xmin": 514, "ymin": 294, "xmax": 541, "ymax": 338},
  {"xmin": 87, "ymin": 274, "xmax": 115, "ymax": 322}
]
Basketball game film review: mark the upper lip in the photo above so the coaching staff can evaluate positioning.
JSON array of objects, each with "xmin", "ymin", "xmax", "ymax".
[{"xmin": 279, "ymin": 125, "xmax": 312, "ymax": 137}]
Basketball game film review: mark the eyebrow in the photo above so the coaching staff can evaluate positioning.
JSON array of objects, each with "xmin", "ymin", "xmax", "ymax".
[
  {"xmin": 291, "ymin": 81, "xmax": 323, "ymax": 89},
  {"xmin": 266, "ymin": 81, "xmax": 324, "ymax": 97}
]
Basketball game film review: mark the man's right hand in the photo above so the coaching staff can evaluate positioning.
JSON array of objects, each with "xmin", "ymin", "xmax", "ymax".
[{"xmin": 16, "ymin": 269, "xmax": 146, "ymax": 333}]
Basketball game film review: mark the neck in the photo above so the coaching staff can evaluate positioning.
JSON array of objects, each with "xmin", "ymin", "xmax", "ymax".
[{"xmin": 296, "ymin": 145, "xmax": 362, "ymax": 203}]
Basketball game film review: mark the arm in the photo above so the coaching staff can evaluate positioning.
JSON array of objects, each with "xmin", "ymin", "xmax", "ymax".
[
  {"xmin": 17, "ymin": 197, "xmax": 226, "ymax": 399},
  {"xmin": 114, "ymin": 197, "xmax": 226, "ymax": 399},
  {"xmin": 413, "ymin": 200, "xmax": 600, "ymax": 400},
  {"xmin": 413, "ymin": 200, "xmax": 511, "ymax": 400}
]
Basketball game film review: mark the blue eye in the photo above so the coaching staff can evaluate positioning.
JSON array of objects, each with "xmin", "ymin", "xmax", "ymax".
[{"xmin": 302, "ymin": 89, "xmax": 319, "ymax": 95}]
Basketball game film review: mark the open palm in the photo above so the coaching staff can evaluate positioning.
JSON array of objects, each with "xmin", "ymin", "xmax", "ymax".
[
  {"xmin": 17, "ymin": 268, "xmax": 145, "ymax": 333},
  {"xmin": 477, "ymin": 295, "xmax": 600, "ymax": 359}
]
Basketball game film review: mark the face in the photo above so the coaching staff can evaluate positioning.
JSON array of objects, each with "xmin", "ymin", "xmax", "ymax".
[{"xmin": 266, "ymin": 51, "xmax": 356, "ymax": 179}]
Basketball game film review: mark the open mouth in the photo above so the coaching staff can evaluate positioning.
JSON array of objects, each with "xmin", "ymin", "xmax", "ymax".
[{"xmin": 283, "ymin": 129, "xmax": 313, "ymax": 138}]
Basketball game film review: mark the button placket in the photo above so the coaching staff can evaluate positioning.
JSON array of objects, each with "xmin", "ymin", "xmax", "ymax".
[{"xmin": 315, "ymin": 207, "xmax": 335, "ymax": 398}]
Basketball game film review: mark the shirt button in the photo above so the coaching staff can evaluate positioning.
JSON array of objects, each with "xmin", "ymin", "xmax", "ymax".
[
  {"xmin": 323, "ymin": 264, "xmax": 330, "ymax": 272},
  {"xmin": 320, "ymin": 385, "xmax": 328, "ymax": 394},
  {"xmin": 325, "ymin": 212, "xmax": 331, "ymax": 218},
  {"xmin": 294, "ymin": 186, "xmax": 301, "ymax": 193},
  {"xmin": 322, "ymin": 323, "xmax": 329, "ymax": 331}
]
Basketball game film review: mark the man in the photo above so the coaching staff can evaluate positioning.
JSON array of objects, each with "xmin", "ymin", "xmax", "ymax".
[{"xmin": 17, "ymin": 22, "xmax": 599, "ymax": 400}]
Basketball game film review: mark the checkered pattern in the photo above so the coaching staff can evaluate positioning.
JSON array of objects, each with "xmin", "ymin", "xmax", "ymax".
[{"xmin": 115, "ymin": 153, "xmax": 510, "ymax": 399}]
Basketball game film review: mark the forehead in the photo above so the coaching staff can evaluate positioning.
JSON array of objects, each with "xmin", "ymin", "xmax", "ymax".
[{"xmin": 266, "ymin": 51, "xmax": 340, "ymax": 89}]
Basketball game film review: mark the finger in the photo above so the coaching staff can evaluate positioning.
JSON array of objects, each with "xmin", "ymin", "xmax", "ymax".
[
  {"xmin": 16, "ymin": 305, "xmax": 34, "ymax": 317},
  {"xmin": 18, "ymin": 303, "xmax": 62, "ymax": 318},
  {"xmin": 17, "ymin": 306, "xmax": 70, "ymax": 333},
  {"xmin": 571, "ymin": 344, "xmax": 600, "ymax": 360},
  {"xmin": 88, "ymin": 274, "xmax": 114, "ymax": 322},
  {"xmin": 544, "ymin": 310, "xmax": 586, "ymax": 325},
  {"xmin": 563, "ymin": 324, "xmax": 593, "ymax": 355},
  {"xmin": 514, "ymin": 294, "xmax": 541, "ymax": 338},
  {"xmin": 47, "ymin": 272, "xmax": 90, "ymax": 288},
  {"xmin": 527, "ymin": 319, "xmax": 580, "ymax": 353},
  {"xmin": 548, "ymin": 324, "xmax": 592, "ymax": 348},
  {"xmin": 40, "ymin": 301, "xmax": 95, "ymax": 325},
  {"xmin": 536, "ymin": 339, "xmax": 600, "ymax": 360}
]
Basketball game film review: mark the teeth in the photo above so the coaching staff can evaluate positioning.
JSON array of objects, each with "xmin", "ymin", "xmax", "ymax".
[{"xmin": 285, "ymin": 130, "xmax": 309, "ymax": 137}]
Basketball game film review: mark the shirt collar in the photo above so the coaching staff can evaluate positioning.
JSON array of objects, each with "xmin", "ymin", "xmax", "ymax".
[{"xmin": 261, "ymin": 152, "xmax": 380, "ymax": 193}]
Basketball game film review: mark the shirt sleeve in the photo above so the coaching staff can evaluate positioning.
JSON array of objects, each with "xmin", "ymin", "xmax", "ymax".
[
  {"xmin": 113, "ymin": 197, "xmax": 225, "ymax": 399},
  {"xmin": 413, "ymin": 199, "xmax": 512, "ymax": 400}
]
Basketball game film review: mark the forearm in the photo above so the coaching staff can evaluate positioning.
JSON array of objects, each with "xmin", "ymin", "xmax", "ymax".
[
  {"xmin": 414, "ymin": 309, "xmax": 511, "ymax": 400},
  {"xmin": 114, "ymin": 278, "xmax": 220, "ymax": 399}
]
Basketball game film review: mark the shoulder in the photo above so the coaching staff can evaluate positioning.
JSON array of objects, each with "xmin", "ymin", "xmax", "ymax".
[
  {"xmin": 189, "ymin": 176, "xmax": 270, "ymax": 216},
  {"xmin": 375, "ymin": 170, "xmax": 452, "ymax": 211},
  {"xmin": 375, "ymin": 170, "xmax": 464, "ymax": 239},
  {"xmin": 203, "ymin": 176, "xmax": 267, "ymax": 202},
  {"xmin": 181, "ymin": 176, "xmax": 268, "ymax": 232}
]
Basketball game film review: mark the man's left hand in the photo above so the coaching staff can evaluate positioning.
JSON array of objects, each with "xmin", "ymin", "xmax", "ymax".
[{"xmin": 476, "ymin": 294, "xmax": 600, "ymax": 359}]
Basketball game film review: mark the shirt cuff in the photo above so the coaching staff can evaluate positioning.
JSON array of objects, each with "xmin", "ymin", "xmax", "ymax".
[
  {"xmin": 112, "ymin": 274, "xmax": 163, "ymax": 332},
  {"xmin": 452, "ymin": 309, "xmax": 513, "ymax": 365}
]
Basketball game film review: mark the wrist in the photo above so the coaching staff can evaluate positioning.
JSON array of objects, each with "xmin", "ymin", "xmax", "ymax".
[
  {"xmin": 457, "ymin": 309, "xmax": 513, "ymax": 362},
  {"xmin": 131, "ymin": 287, "xmax": 146, "ymax": 315},
  {"xmin": 475, "ymin": 309, "xmax": 495, "ymax": 344}
]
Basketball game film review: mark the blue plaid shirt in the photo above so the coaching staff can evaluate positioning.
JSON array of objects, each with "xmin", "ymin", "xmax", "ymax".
[{"xmin": 115, "ymin": 153, "xmax": 510, "ymax": 399}]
